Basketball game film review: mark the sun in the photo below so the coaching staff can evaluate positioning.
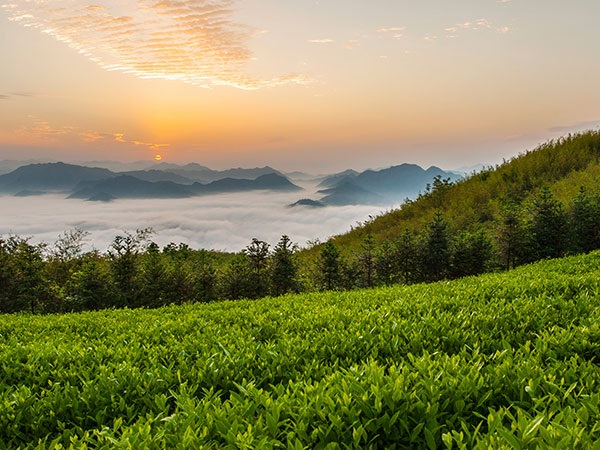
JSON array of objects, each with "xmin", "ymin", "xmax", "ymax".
[{"xmin": 154, "ymin": 154, "xmax": 162, "ymax": 161}]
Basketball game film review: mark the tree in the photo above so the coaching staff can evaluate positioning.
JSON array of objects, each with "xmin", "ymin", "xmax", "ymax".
[
  {"xmin": 244, "ymin": 238, "xmax": 271, "ymax": 298},
  {"xmin": 395, "ymin": 229, "xmax": 420, "ymax": 284},
  {"xmin": 219, "ymin": 254, "xmax": 253, "ymax": 300},
  {"xmin": 374, "ymin": 240, "xmax": 399, "ymax": 286},
  {"xmin": 450, "ymin": 229, "xmax": 493, "ymax": 278},
  {"xmin": 270, "ymin": 235, "xmax": 299, "ymax": 296},
  {"xmin": 108, "ymin": 228, "xmax": 153, "ymax": 307},
  {"xmin": 527, "ymin": 187, "xmax": 567, "ymax": 260},
  {"xmin": 357, "ymin": 234, "xmax": 376, "ymax": 288},
  {"xmin": 420, "ymin": 211, "xmax": 451, "ymax": 282},
  {"xmin": 496, "ymin": 200, "xmax": 526, "ymax": 270},
  {"xmin": 0, "ymin": 236, "xmax": 46, "ymax": 313},
  {"xmin": 316, "ymin": 240, "xmax": 343, "ymax": 291},
  {"xmin": 569, "ymin": 187, "xmax": 600, "ymax": 253},
  {"xmin": 67, "ymin": 255, "xmax": 114, "ymax": 311}
]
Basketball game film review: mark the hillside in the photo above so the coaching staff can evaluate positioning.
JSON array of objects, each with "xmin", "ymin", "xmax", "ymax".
[
  {"xmin": 2, "ymin": 252, "xmax": 600, "ymax": 447},
  {"xmin": 306, "ymin": 131, "xmax": 600, "ymax": 256}
]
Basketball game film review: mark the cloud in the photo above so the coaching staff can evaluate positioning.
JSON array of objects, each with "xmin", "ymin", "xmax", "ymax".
[
  {"xmin": 376, "ymin": 27, "xmax": 404, "ymax": 40},
  {"xmin": 0, "ymin": 94, "xmax": 9, "ymax": 100},
  {"xmin": 308, "ymin": 38, "xmax": 334, "ymax": 44},
  {"xmin": 2, "ymin": 0, "xmax": 308, "ymax": 89},
  {"xmin": 0, "ymin": 188, "xmax": 387, "ymax": 253},
  {"xmin": 15, "ymin": 116, "xmax": 169, "ymax": 152},
  {"xmin": 444, "ymin": 18, "xmax": 510, "ymax": 37},
  {"xmin": 548, "ymin": 120, "xmax": 600, "ymax": 133}
]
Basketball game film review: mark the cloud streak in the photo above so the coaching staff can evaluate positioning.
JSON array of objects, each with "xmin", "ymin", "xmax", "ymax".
[
  {"xmin": 2, "ymin": 0, "xmax": 308, "ymax": 89},
  {"xmin": 16, "ymin": 116, "xmax": 169, "ymax": 152},
  {"xmin": 445, "ymin": 18, "xmax": 510, "ymax": 37}
]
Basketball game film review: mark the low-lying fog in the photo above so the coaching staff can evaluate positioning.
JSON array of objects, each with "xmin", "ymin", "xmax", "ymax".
[{"xmin": 1, "ymin": 187, "xmax": 395, "ymax": 253}]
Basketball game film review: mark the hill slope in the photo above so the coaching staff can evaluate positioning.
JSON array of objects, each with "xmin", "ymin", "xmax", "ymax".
[
  {"xmin": 311, "ymin": 131, "xmax": 600, "ymax": 254},
  {"xmin": 2, "ymin": 252, "xmax": 600, "ymax": 447}
]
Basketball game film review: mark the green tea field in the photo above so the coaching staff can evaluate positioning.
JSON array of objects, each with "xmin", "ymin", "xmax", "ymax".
[{"xmin": 2, "ymin": 252, "xmax": 600, "ymax": 448}]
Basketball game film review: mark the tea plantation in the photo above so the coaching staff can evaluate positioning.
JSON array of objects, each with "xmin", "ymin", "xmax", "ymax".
[{"xmin": 2, "ymin": 252, "xmax": 600, "ymax": 448}]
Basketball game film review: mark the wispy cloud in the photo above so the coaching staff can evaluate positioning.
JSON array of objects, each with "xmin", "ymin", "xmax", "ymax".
[
  {"xmin": 308, "ymin": 38, "xmax": 334, "ymax": 44},
  {"xmin": 1, "ymin": 0, "xmax": 308, "ymax": 89},
  {"xmin": 376, "ymin": 26, "xmax": 405, "ymax": 40},
  {"xmin": 0, "ymin": 94, "xmax": 9, "ymax": 100},
  {"xmin": 549, "ymin": 120, "xmax": 600, "ymax": 133},
  {"xmin": 15, "ymin": 116, "xmax": 169, "ymax": 152},
  {"xmin": 445, "ymin": 18, "xmax": 510, "ymax": 37}
]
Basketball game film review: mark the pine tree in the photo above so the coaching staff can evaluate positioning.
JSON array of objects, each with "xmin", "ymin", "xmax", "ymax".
[
  {"xmin": 528, "ymin": 187, "xmax": 567, "ymax": 260},
  {"xmin": 569, "ymin": 187, "xmax": 600, "ymax": 253},
  {"xmin": 420, "ymin": 211, "xmax": 450, "ymax": 282},
  {"xmin": 317, "ymin": 241, "xmax": 342, "ymax": 291},
  {"xmin": 270, "ymin": 235, "xmax": 299, "ymax": 296}
]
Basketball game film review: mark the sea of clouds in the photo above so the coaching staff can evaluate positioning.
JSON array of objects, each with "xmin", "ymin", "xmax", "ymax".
[{"xmin": 1, "ymin": 188, "xmax": 392, "ymax": 253}]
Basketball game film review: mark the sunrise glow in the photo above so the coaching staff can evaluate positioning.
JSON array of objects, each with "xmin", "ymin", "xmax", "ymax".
[{"xmin": 1, "ymin": 1, "xmax": 599, "ymax": 171}]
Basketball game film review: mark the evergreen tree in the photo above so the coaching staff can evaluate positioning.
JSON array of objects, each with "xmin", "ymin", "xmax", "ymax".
[
  {"xmin": 450, "ymin": 229, "xmax": 493, "ymax": 278},
  {"xmin": 108, "ymin": 228, "xmax": 153, "ymax": 307},
  {"xmin": 316, "ymin": 240, "xmax": 343, "ymax": 291},
  {"xmin": 395, "ymin": 229, "xmax": 420, "ymax": 284},
  {"xmin": 244, "ymin": 238, "xmax": 271, "ymax": 298},
  {"xmin": 270, "ymin": 235, "xmax": 299, "ymax": 296},
  {"xmin": 527, "ymin": 187, "xmax": 567, "ymax": 260},
  {"xmin": 219, "ymin": 254, "xmax": 253, "ymax": 300},
  {"xmin": 374, "ymin": 240, "xmax": 399, "ymax": 286},
  {"xmin": 496, "ymin": 200, "xmax": 526, "ymax": 270},
  {"xmin": 420, "ymin": 211, "xmax": 450, "ymax": 282},
  {"xmin": 357, "ymin": 234, "xmax": 376, "ymax": 288},
  {"xmin": 569, "ymin": 187, "xmax": 600, "ymax": 253}
]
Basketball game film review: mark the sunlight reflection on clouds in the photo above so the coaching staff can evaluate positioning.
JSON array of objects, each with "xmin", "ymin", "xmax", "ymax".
[{"xmin": 2, "ymin": 0, "xmax": 308, "ymax": 89}]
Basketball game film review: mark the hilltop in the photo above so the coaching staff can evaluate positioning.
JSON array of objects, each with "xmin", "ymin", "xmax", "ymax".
[{"xmin": 303, "ymin": 131, "xmax": 600, "ymax": 256}]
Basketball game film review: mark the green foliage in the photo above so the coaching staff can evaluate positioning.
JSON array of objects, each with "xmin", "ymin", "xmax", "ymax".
[
  {"xmin": 270, "ymin": 235, "xmax": 299, "ymax": 296},
  {"xmin": 316, "ymin": 240, "xmax": 343, "ymax": 291},
  {"xmin": 2, "ymin": 252, "xmax": 600, "ymax": 447}
]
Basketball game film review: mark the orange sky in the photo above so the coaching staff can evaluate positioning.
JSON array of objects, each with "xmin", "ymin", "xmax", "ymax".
[{"xmin": 1, "ymin": 0, "xmax": 599, "ymax": 172}]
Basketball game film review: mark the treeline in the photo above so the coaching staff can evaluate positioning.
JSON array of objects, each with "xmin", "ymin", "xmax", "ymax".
[{"xmin": 1, "ymin": 183, "xmax": 600, "ymax": 314}]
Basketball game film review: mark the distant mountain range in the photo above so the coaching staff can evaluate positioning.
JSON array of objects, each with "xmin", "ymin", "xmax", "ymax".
[
  {"xmin": 0, "ymin": 162, "xmax": 301, "ymax": 201},
  {"xmin": 291, "ymin": 164, "xmax": 462, "ymax": 206},
  {"xmin": 0, "ymin": 161, "xmax": 463, "ymax": 205}
]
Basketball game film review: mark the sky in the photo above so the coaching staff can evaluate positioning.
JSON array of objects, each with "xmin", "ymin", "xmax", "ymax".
[{"xmin": 1, "ymin": 0, "xmax": 600, "ymax": 173}]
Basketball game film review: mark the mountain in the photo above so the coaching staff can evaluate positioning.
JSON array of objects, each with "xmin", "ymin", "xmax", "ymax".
[
  {"xmin": 0, "ymin": 162, "xmax": 114, "ymax": 194},
  {"xmin": 68, "ymin": 175, "xmax": 194, "ymax": 200},
  {"xmin": 317, "ymin": 180, "xmax": 384, "ymax": 206},
  {"xmin": 298, "ymin": 130, "xmax": 600, "ymax": 259},
  {"xmin": 316, "ymin": 169, "xmax": 359, "ymax": 188},
  {"xmin": 289, "ymin": 198, "xmax": 326, "ymax": 208},
  {"xmin": 120, "ymin": 170, "xmax": 194, "ymax": 184},
  {"xmin": 67, "ymin": 173, "xmax": 301, "ymax": 200},
  {"xmin": 297, "ymin": 164, "xmax": 461, "ymax": 206},
  {"xmin": 160, "ymin": 165, "xmax": 283, "ymax": 183},
  {"xmin": 192, "ymin": 173, "xmax": 302, "ymax": 194}
]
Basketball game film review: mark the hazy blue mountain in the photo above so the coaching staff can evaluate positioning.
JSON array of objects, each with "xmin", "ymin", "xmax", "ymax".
[
  {"xmin": 0, "ymin": 162, "xmax": 114, "ymax": 193},
  {"xmin": 317, "ymin": 169, "xmax": 359, "ymax": 188},
  {"xmin": 317, "ymin": 180, "xmax": 384, "ymax": 206},
  {"xmin": 294, "ymin": 163, "xmax": 461, "ymax": 206},
  {"xmin": 350, "ymin": 164, "xmax": 460, "ymax": 200},
  {"xmin": 68, "ymin": 175, "xmax": 194, "ymax": 200},
  {"xmin": 86, "ymin": 192, "xmax": 117, "ymax": 202},
  {"xmin": 289, "ymin": 198, "xmax": 326, "ymax": 208},
  {"xmin": 120, "ymin": 169, "xmax": 195, "ymax": 184},
  {"xmin": 162, "ymin": 165, "xmax": 283, "ymax": 183},
  {"xmin": 67, "ymin": 173, "xmax": 300, "ymax": 200},
  {"xmin": 192, "ymin": 173, "xmax": 302, "ymax": 194},
  {"xmin": 13, "ymin": 189, "xmax": 46, "ymax": 197}
]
